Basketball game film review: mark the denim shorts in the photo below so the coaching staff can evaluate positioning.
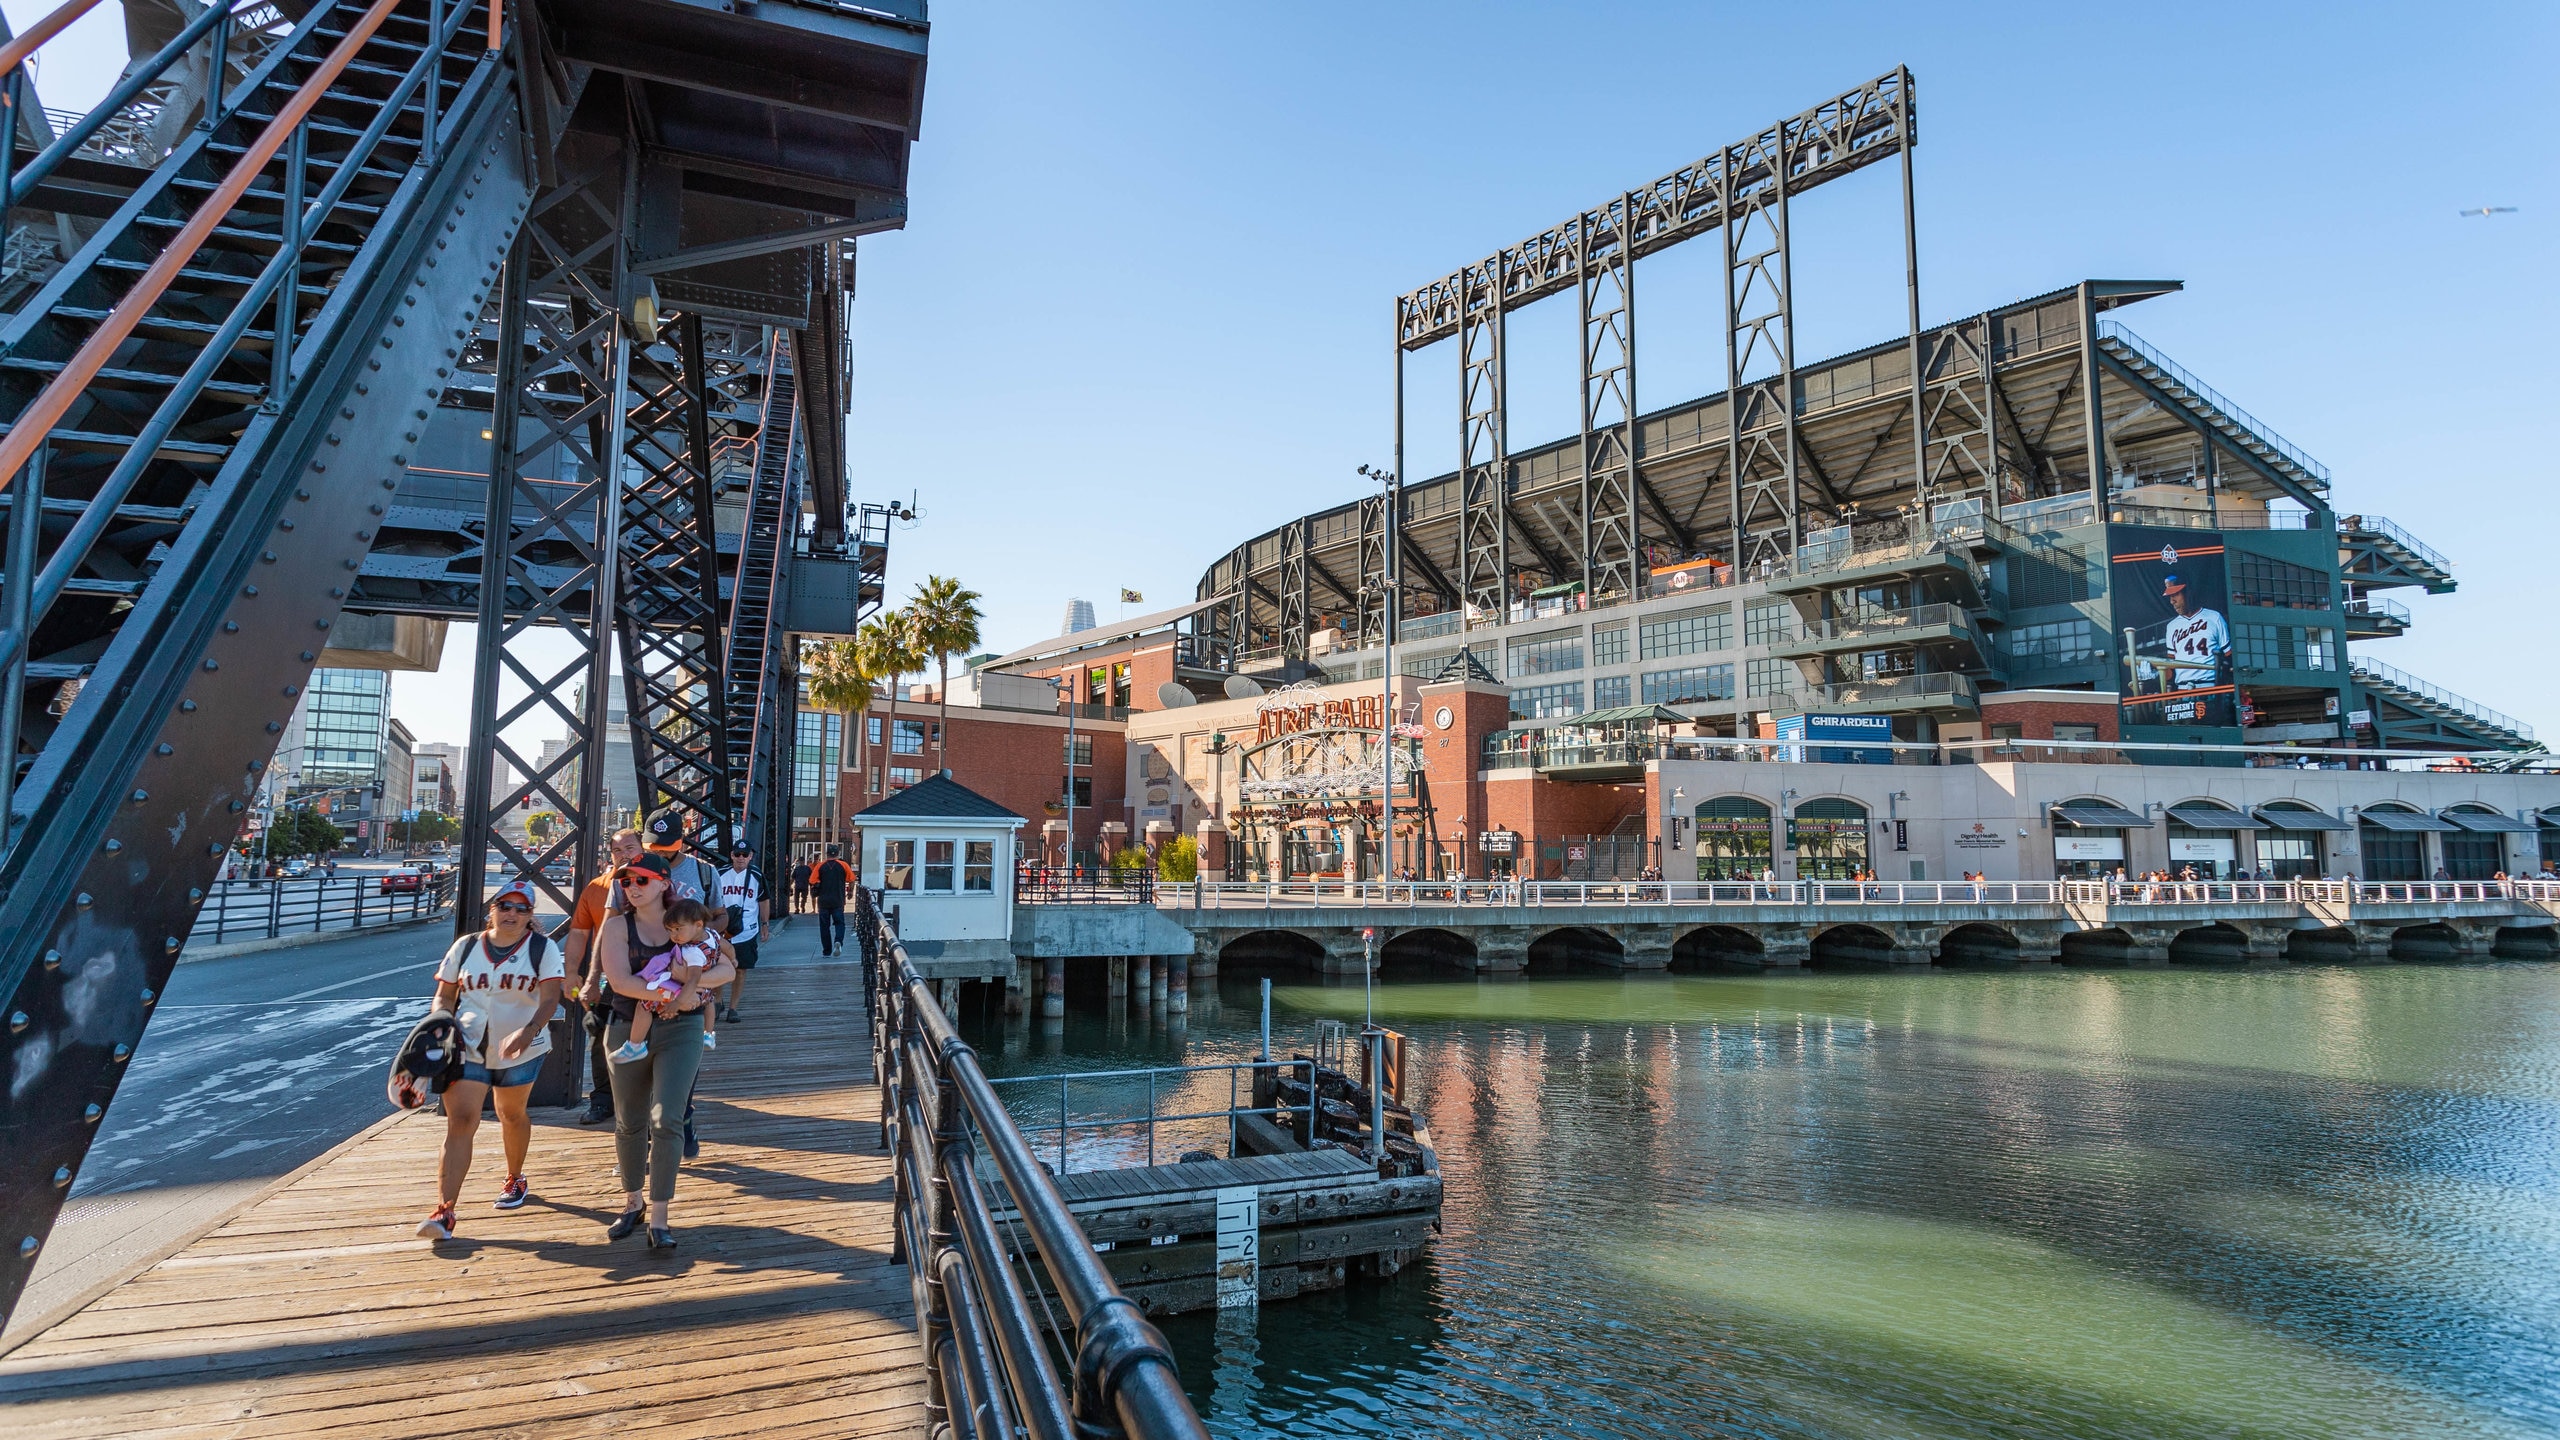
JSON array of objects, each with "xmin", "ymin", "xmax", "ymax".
[{"xmin": 460, "ymin": 1054, "xmax": 545, "ymax": 1088}]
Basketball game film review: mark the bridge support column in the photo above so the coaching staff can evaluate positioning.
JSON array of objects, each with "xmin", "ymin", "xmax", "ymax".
[
  {"xmin": 1168, "ymin": 955, "xmax": 1190, "ymax": 1013},
  {"xmin": 2014, "ymin": 929, "xmax": 2061, "ymax": 967},
  {"xmin": 2442, "ymin": 920, "xmax": 2501, "ymax": 961},
  {"xmin": 2347, "ymin": 923, "xmax": 2402, "ymax": 964},
  {"xmin": 1007, "ymin": 958, "xmax": 1032, "ymax": 1014},
  {"xmin": 2234, "ymin": 923, "xmax": 2294, "ymax": 966},
  {"xmin": 2123, "ymin": 927, "xmax": 2176, "ymax": 967},
  {"xmin": 1151, "ymin": 955, "xmax": 1170, "ymax": 1004},
  {"xmin": 1474, "ymin": 926, "xmax": 1531, "ymax": 972},
  {"xmin": 1883, "ymin": 924, "xmax": 1944, "ymax": 968},
  {"xmin": 1108, "ymin": 956, "xmax": 1128, "ymax": 999},
  {"xmin": 1042, "ymin": 956, "xmax": 1066, "ymax": 1018},
  {"xmin": 1760, "ymin": 924, "xmax": 1810, "ymax": 970},
  {"xmin": 1320, "ymin": 934, "xmax": 1374, "ymax": 977},
  {"xmin": 1617, "ymin": 925, "xmax": 1676, "ymax": 970},
  {"xmin": 1191, "ymin": 935, "xmax": 1220, "ymax": 982},
  {"xmin": 1132, "ymin": 955, "xmax": 1152, "ymax": 1001}
]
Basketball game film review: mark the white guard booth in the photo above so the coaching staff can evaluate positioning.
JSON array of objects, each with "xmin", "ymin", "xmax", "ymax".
[{"xmin": 851, "ymin": 772, "xmax": 1026, "ymax": 981}]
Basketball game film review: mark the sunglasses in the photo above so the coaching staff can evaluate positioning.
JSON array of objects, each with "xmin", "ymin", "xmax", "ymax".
[
  {"xmin": 492, "ymin": 900, "xmax": 533, "ymax": 914},
  {"xmin": 621, "ymin": 872, "xmax": 662, "ymax": 887}
]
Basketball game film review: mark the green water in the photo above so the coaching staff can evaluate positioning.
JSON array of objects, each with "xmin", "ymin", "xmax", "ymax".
[{"xmin": 967, "ymin": 962, "xmax": 2560, "ymax": 1437}]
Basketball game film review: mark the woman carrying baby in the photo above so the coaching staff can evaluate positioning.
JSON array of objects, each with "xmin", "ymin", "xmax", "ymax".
[{"xmin": 596, "ymin": 852, "xmax": 735, "ymax": 1249}]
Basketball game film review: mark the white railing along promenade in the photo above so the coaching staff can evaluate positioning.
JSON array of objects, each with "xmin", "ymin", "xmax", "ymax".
[{"xmin": 1155, "ymin": 878, "xmax": 2560, "ymax": 912}]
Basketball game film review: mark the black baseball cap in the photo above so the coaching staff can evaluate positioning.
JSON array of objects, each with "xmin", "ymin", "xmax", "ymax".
[
  {"xmin": 617, "ymin": 852, "xmax": 675, "ymax": 884},
  {"xmin": 645, "ymin": 809, "xmax": 687, "ymax": 846},
  {"xmin": 730, "ymin": 840, "xmax": 755, "ymax": 856}
]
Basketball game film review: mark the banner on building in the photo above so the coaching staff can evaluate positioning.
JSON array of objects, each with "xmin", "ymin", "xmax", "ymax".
[
  {"xmin": 2109, "ymin": 524, "xmax": 2235, "ymax": 728},
  {"xmin": 1773, "ymin": 712, "xmax": 1894, "ymax": 764}
]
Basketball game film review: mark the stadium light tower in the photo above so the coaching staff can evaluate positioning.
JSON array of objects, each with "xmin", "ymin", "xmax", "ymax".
[{"xmin": 1358, "ymin": 464, "xmax": 1397, "ymax": 879}]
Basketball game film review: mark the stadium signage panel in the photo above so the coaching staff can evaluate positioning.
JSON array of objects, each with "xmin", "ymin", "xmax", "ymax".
[{"xmin": 1256, "ymin": 695, "xmax": 1386, "ymax": 743}]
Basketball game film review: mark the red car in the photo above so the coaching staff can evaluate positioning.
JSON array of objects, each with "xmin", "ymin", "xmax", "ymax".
[{"xmin": 380, "ymin": 864, "xmax": 434, "ymax": 895}]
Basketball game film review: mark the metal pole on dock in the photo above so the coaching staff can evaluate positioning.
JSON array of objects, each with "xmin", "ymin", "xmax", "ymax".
[
  {"xmin": 1361, "ymin": 926, "xmax": 1374, "ymax": 1029},
  {"xmin": 1258, "ymin": 979, "xmax": 1271, "ymax": 1063},
  {"xmin": 1365, "ymin": 1028, "xmax": 1385, "ymax": 1163}
]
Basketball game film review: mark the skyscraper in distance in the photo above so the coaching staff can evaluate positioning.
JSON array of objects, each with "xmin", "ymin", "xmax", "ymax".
[{"xmin": 1060, "ymin": 597, "xmax": 1096, "ymax": 635}]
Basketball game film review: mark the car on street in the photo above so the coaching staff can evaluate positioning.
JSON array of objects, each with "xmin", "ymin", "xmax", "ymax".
[
  {"xmin": 282, "ymin": 859, "xmax": 312, "ymax": 878},
  {"xmin": 380, "ymin": 864, "xmax": 438, "ymax": 895}
]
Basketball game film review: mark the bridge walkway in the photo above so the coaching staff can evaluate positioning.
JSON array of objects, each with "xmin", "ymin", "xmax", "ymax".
[{"xmin": 0, "ymin": 960, "xmax": 922, "ymax": 1439}]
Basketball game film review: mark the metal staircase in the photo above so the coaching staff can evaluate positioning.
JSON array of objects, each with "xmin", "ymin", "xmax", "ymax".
[
  {"xmin": 2351, "ymin": 656, "xmax": 2536, "ymax": 751},
  {"xmin": 0, "ymin": 0, "xmax": 528, "ymax": 1312},
  {"xmin": 2339, "ymin": 513, "xmax": 2457, "ymax": 595},
  {"xmin": 724, "ymin": 334, "xmax": 800, "ymax": 870},
  {"xmin": 2095, "ymin": 319, "xmax": 2331, "ymax": 503}
]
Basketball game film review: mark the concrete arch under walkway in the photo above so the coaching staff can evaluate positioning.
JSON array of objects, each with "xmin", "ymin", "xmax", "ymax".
[
  {"xmin": 1935, "ymin": 922, "xmax": 2022, "ymax": 967},
  {"xmin": 2168, "ymin": 923, "xmax": 2250, "ymax": 966},
  {"xmin": 1528, "ymin": 926, "xmax": 1625, "ymax": 972},
  {"xmin": 1217, "ymin": 929, "xmax": 1328, "ymax": 973},
  {"xmin": 1380, "ymin": 927, "xmax": 1479, "ymax": 972},
  {"xmin": 1672, "ymin": 924, "xmax": 1766, "ymax": 971},
  {"xmin": 2058, "ymin": 928, "xmax": 2137, "ymax": 967},
  {"xmin": 1810, "ymin": 923, "xmax": 1902, "ymax": 970}
]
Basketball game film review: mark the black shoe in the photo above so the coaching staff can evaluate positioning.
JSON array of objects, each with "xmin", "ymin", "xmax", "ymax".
[
  {"xmin": 720, "ymin": 1005, "xmax": 741, "ymax": 1024},
  {"xmin": 648, "ymin": 1226, "xmax": 677, "ymax": 1250},
  {"xmin": 683, "ymin": 1120, "xmax": 700, "ymax": 1161},
  {"xmin": 577, "ymin": 1102, "xmax": 613, "ymax": 1126},
  {"xmin": 606, "ymin": 1206, "xmax": 646, "ymax": 1241}
]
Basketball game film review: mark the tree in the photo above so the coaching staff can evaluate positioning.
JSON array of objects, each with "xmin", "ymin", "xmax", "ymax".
[
  {"xmin": 803, "ymin": 638, "xmax": 875, "ymax": 855},
  {"xmin": 269, "ymin": 808, "xmax": 343, "ymax": 859},
  {"xmin": 855, "ymin": 609, "xmax": 927, "ymax": 796},
  {"xmin": 525, "ymin": 810, "xmax": 561, "ymax": 846},
  {"xmin": 1155, "ymin": 834, "xmax": 1198, "ymax": 883},
  {"xmin": 907, "ymin": 575, "xmax": 984, "ymax": 775}
]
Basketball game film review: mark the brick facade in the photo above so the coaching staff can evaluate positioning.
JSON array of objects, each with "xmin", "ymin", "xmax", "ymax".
[{"xmin": 839, "ymin": 700, "xmax": 1127, "ymax": 863}]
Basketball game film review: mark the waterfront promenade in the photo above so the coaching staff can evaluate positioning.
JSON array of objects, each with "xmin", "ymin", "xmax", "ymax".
[{"xmin": 0, "ymin": 954, "xmax": 924, "ymax": 1439}]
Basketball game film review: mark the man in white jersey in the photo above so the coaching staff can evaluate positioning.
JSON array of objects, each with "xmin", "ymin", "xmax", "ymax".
[
  {"xmin": 716, "ymin": 841, "xmax": 767, "ymax": 1024},
  {"xmin": 2158, "ymin": 571, "xmax": 2229, "ymax": 693}
]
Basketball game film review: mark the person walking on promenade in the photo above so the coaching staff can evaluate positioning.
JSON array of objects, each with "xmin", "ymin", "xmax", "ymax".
[
  {"xmin": 564, "ymin": 827, "xmax": 646, "ymax": 1125},
  {"xmin": 417, "ymin": 879, "xmax": 563, "ymax": 1241},
  {"xmin": 596, "ymin": 852, "xmax": 735, "ymax": 1249},
  {"xmin": 789, "ymin": 854, "xmax": 809, "ymax": 918},
  {"xmin": 812, "ymin": 843, "xmax": 853, "ymax": 956},
  {"xmin": 716, "ymin": 841, "xmax": 767, "ymax": 1023}
]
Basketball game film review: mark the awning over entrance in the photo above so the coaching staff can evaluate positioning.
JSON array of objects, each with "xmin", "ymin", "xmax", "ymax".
[
  {"xmin": 2439, "ymin": 810, "xmax": 2539, "ymax": 833},
  {"xmin": 2051, "ymin": 802, "xmax": 2151, "ymax": 829},
  {"xmin": 2253, "ymin": 806, "xmax": 2352, "ymax": 831},
  {"xmin": 2356, "ymin": 809, "xmax": 2457, "ymax": 832},
  {"xmin": 1570, "ymin": 705, "xmax": 1688, "ymax": 726},
  {"xmin": 2165, "ymin": 804, "xmax": 2266, "ymax": 830}
]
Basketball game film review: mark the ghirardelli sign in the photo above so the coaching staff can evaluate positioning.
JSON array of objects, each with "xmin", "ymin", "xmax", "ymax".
[{"xmin": 1255, "ymin": 694, "xmax": 1385, "ymax": 744}]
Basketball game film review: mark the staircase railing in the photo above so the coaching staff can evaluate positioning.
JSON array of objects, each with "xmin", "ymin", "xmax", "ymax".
[
  {"xmin": 863, "ymin": 891, "xmax": 1208, "ymax": 1440},
  {"xmin": 2096, "ymin": 319, "xmax": 2331, "ymax": 488},
  {"xmin": 2352, "ymin": 656, "xmax": 2532, "ymax": 741},
  {"xmin": 725, "ymin": 334, "xmax": 799, "ymax": 862}
]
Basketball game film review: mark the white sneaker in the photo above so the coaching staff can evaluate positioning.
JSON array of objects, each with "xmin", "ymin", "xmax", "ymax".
[
  {"xmin": 701, "ymin": 1031, "xmax": 719, "ymax": 1051},
  {"xmin": 607, "ymin": 1039, "xmax": 649, "ymax": 1064}
]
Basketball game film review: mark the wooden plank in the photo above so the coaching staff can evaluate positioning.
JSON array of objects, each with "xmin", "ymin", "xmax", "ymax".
[{"xmin": 0, "ymin": 965, "xmax": 931, "ymax": 1439}]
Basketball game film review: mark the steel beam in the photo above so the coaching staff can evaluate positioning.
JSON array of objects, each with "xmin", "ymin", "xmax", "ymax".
[
  {"xmin": 1577, "ymin": 192, "xmax": 1639, "ymax": 602},
  {"xmin": 1726, "ymin": 118, "xmax": 1798, "ymax": 574},
  {"xmin": 1451, "ymin": 259, "xmax": 1508, "ymax": 621}
]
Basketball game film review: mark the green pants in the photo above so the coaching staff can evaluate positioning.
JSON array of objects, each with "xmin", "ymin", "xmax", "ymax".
[{"xmin": 606, "ymin": 1008, "xmax": 704, "ymax": 1203}]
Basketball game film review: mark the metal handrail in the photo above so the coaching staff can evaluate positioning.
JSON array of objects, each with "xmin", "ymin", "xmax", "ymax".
[
  {"xmin": 2351, "ymin": 656, "xmax": 2532, "ymax": 740},
  {"xmin": 1155, "ymin": 877, "xmax": 2560, "ymax": 910},
  {"xmin": 2095, "ymin": 319, "xmax": 2333, "ymax": 486},
  {"xmin": 989, "ymin": 1059, "xmax": 1316, "ymax": 1174},
  {"xmin": 2340, "ymin": 514, "xmax": 2452, "ymax": 576},
  {"xmin": 864, "ymin": 894, "xmax": 1208, "ymax": 1440}
]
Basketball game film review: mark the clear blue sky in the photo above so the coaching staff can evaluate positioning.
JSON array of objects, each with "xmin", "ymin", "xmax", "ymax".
[{"xmin": 12, "ymin": 3, "xmax": 2552, "ymax": 746}]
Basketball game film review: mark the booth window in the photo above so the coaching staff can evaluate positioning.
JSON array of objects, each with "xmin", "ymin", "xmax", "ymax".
[
  {"xmin": 965, "ymin": 841, "xmax": 995, "ymax": 892},
  {"xmin": 883, "ymin": 839, "xmax": 916, "ymax": 891},
  {"xmin": 924, "ymin": 840, "xmax": 955, "ymax": 892}
]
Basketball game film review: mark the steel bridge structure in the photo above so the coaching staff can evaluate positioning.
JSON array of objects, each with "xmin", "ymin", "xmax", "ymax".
[{"xmin": 0, "ymin": 0, "xmax": 924, "ymax": 1326}]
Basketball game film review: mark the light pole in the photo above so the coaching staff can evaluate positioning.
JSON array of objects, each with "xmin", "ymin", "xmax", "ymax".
[{"xmin": 1358, "ymin": 463, "xmax": 1396, "ymax": 880}]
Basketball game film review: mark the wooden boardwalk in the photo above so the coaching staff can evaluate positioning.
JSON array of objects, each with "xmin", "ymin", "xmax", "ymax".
[{"xmin": 0, "ymin": 960, "xmax": 926, "ymax": 1438}]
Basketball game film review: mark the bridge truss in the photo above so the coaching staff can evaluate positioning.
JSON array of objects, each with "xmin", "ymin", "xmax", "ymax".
[{"xmin": 0, "ymin": 0, "xmax": 923, "ymax": 1319}]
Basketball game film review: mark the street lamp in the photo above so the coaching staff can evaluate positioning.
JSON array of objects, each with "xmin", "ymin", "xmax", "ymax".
[{"xmin": 1358, "ymin": 463, "xmax": 1397, "ymax": 880}]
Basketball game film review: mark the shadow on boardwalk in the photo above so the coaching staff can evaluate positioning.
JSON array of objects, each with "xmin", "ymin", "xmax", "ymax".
[{"xmin": 0, "ymin": 961, "xmax": 926, "ymax": 1439}]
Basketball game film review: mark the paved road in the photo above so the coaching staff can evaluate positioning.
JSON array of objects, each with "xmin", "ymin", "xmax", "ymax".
[{"xmin": 2, "ymin": 906, "xmax": 841, "ymax": 1346}]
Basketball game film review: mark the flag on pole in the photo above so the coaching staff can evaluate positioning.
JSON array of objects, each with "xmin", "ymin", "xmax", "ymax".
[{"xmin": 1119, "ymin": 588, "xmax": 1143, "ymax": 604}]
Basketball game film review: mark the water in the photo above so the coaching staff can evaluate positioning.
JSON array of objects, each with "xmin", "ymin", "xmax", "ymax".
[{"xmin": 965, "ymin": 961, "xmax": 2560, "ymax": 1438}]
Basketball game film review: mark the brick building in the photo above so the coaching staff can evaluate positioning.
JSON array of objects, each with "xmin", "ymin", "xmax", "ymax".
[{"xmin": 830, "ymin": 696, "xmax": 1128, "ymax": 866}]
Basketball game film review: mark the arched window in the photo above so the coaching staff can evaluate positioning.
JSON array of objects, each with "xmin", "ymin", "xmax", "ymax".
[
  {"xmin": 2254, "ymin": 802, "xmax": 2329, "ymax": 880},
  {"xmin": 2051, "ymin": 796, "xmax": 2134, "ymax": 878},
  {"xmin": 2358, "ymin": 804, "xmax": 2431, "ymax": 883},
  {"xmin": 2441, "ymin": 805, "xmax": 2507, "ymax": 881},
  {"xmin": 1694, "ymin": 796, "xmax": 1773, "ymax": 881},
  {"xmin": 2164, "ymin": 800, "xmax": 2248, "ymax": 879},
  {"xmin": 1790, "ymin": 797, "xmax": 1870, "ymax": 880}
]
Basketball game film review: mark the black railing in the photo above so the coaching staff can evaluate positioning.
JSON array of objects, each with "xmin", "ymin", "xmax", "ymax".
[
  {"xmin": 189, "ymin": 872, "xmax": 458, "ymax": 947},
  {"xmin": 1015, "ymin": 864, "xmax": 1155, "ymax": 905},
  {"xmin": 862, "ymin": 892, "xmax": 1208, "ymax": 1440}
]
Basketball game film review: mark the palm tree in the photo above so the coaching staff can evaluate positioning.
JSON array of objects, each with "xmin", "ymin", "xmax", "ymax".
[
  {"xmin": 907, "ymin": 575, "xmax": 985, "ymax": 775},
  {"xmin": 802, "ymin": 639, "xmax": 872, "ymax": 855},
  {"xmin": 854, "ymin": 610, "xmax": 928, "ymax": 792}
]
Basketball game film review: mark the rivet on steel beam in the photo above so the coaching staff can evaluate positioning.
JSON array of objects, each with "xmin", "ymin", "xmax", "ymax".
[
  {"xmin": 241, "ymin": 586, "xmax": 258, "ymax": 597},
  {"xmin": 112, "ymin": 1043, "xmax": 131, "ymax": 1061},
  {"xmin": 51, "ymin": 1167, "xmax": 70, "ymax": 1188},
  {"xmin": 82, "ymin": 1105, "xmax": 100, "ymax": 1124},
  {"xmin": 7, "ymin": 1013, "xmax": 25, "ymax": 1033},
  {"xmin": 102, "ymin": 839, "xmax": 121, "ymax": 853},
  {"xmin": 157, "ymin": 744, "xmax": 173, "ymax": 755},
  {"xmin": 202, "ymin": 659, "xmax": 218, "ymax": 671},
  {"xmin": 132, "ymin": 790, "xmax": 147, "ymax": 802},
  {"xmin": 18, "ymin": 1237, "xmax": 37, "ymax": 1259},
  {"xmin": 223, "ymin": 621, "xmax": 238, "ymax": 633},
  {"xmin": 265, "ymin": 722, "xmax": 281, "ymax": 734},
  {"xmin": 76, "ymin": 893, "xmax": 92, "ymax": 908},
  {"xmin": 42, "ymin": 951, "xmax": 59, "ymax": 971},
  {"xmin": 141, "ymin": 989, "xmax": 156, "ymax": 1006},
  {"xmin": 180, "ymin": 700, "xmax": 196, "ymax": 713}
]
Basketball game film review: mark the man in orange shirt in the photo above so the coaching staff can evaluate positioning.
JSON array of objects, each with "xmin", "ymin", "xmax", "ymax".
[{"xmin": 564, "ymin": 827, "xmax": 645, "ymax": 1125}]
